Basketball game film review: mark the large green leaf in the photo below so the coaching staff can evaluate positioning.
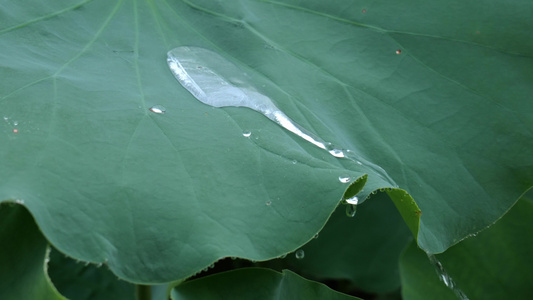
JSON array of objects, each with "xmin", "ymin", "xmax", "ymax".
[
  {"xmin": 399, "ymin": 193, "xmax": 533, "ymax": 299},
  {"xmin": 171, "ymin": 268, "xmax": 362, "ymax": 300},
  {"xmin": 0, "ymin": 203, "xmax": 65, "ymax": 300},
  {"xmin": 0, "ymin": 0, "xmax": 531, "ymax": 283}
]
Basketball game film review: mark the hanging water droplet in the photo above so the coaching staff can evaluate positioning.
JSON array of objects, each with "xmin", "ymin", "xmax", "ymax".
[
  {"xmin": 313, "ymin": 233, "xmax": 319, "ymax": 239},
  {"xmin": 295, "ymin": 249, "xmax": 305, "ymax": 260},
  {"xmin": 149, "ymin": 105, "xmax": 166, "ymax": 114},
  {"xmin": 338, "ymin": 176, "xmax": 351, "ymax": 183},
  {"xmin": 242, "ymin": 131, "xmax": 251, "ymax": 137},
  {"xmin": 208, "ymin": 263, "xmax": 215, "ymax": 269},
  {"xmin": 265, "ymin": 200, "xmax": 272, "ymax": 206},
  {"xmin": 346, "ymin": 204, "xmax": 357, "ymax": 217},
  {"xmin": 279, "ymin": 254, "xmax": 287, "ymax": 259}
]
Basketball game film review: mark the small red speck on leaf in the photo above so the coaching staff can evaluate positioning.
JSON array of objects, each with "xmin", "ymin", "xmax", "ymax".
[
  {"xmin": 13, "ymin": 129, "xmax": 18, "ymax": 133},
  {"xmin": 475, "ymin": 31, "xmax": 480, "ymax": 34},
  {"xmin": 396, "ymin": 49, "xmax": 402, "ymax": 54},
  {"xmin": 362, "ymin": 9, "xmax": 366, "ymax": 13}
]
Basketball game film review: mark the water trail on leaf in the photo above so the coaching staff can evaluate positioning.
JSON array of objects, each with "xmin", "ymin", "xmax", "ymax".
[
  {"xmin": 427, "ymin": 254, "xmax": 470, "ymax": 300},
  {"xmin": 167, "ymin": 46, "xmax": 396, "ymax": 186}
]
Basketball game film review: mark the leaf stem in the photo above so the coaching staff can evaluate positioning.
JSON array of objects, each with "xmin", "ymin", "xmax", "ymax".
[{"xmin": 136, "ymin": 285, "xmax": 151, "ymax": 300}]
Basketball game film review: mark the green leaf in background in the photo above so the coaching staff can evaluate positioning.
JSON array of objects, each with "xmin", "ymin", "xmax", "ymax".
[
  {"xmin": 399, "ymin": 192, "xmax": 533, "ymax": 300},
  {"xmin": 47, "ymin": 248, "xmax": 135, "ymax": 300},
  {"xmin": 171, "ymin": 268, "xmax": 362, "ymax": 300},
  {"xmin": 283, "ymin": 191, "xmax": 412, "ymax": 294},
  {"xmin": 0, "ymin": 203, "xmax": 65, "ymax": 300},
  {"xmin": 0, "ymin": 0, "xmax": 531, "ymax": 284}
]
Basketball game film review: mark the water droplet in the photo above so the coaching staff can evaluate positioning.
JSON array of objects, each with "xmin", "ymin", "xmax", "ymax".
[
  {"xmin": 96, "ymin": 263, "xmax": 102, "ymax": 268},
  {"xmin": 295, "ymin": 249, "xmax": 305, "ymax": 260},
  {"xmin": 3, "ymin": 116, "xmax": 7, "ymax": 122},
  {"xmin": 45, "ymin": 257, "xmax": 50, "ymax": 264},
  {"xmin": 230, "ymin": 256, "xmax": 237, "ymax": 260},
  {"xmin": 149, "ymin": 105, "xmax": 166, "ymax": 114},
  {"xmin": 396, "ymin": 49, "xmax": 402, "ymax": 54},
  {"xmin": 338, "ymin": 176, "xmax": 351, "ymax": 183},
  {"xmin": 265, "ymin": 200, "xmax": 272, "ymax": 206},
  {"xmin": 279, "ymin": 254, "xmax": 287, "ymax": 259},
  {"xmin": 326, "ymin": 144, "xmax": 345, "ymax": 158},
  {"xmin": 346, "ymin": 204, "xmax": 357, "ymax": 217},
  {"xmin": 313, "ymin": 233, "xmax": 319, "ymax": 239},
  {"xmin": 12, "ymin": 129, "xmax": 18, "ymax": 134},
  {"xmin": 242, "ymin": 131, "xmax": 251, "ymax": 137},
  {"xmin": 208, "ymin": 263, "xmax": 215, "ymax": 269},
  {"xmin": 344, "ymin": 195, "xmax": 358, "ymax": 205},
  {"xmin": 292, "ymin": 160, "xmax": 297, "ymax": 165},
  {"xmin": 15, "ymin": 199, "xmax": 24, "ymax": 205},
  {"xmin": 13, "ymin": 121, "xmax": 18, "ymax": 126}
]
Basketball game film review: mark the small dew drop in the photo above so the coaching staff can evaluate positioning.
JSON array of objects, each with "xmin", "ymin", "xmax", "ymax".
[
  {"xmin": 208, "ymin": 263, "xmax": 215, "ymax": 269},
  {"xmin": 313, "ymin": 233, "xmax": 319, "ymax": 239},
  {"xmin": 265, "ymin": 200, "xmax": 272, "ymax": 206},
  {"xmin": 149, "ymin": 105, "xmax": 166, "ymax": 114},
  {"xmin": 3, "ymin": 116, "xmax": 7, "ymax": 122},
  {"xmin": 396, "ymin": 49, "xmax": 402, "ymax": 55},
  {"xmin": 279, "ymin": 254, "xmax": 287, "ymax": 259},
  {"xmin": 338, "ymin": 176, "xmax": 351, "ymax": 183},
  {"xmin": 295, "ymin": 249, "xmax": 305, "ymax": 260},
  {"xmin": 15, "ymin": 199, "xmax": 24, "ymax": 205},
  {"xmin": 242, "ymin": 131, "xmax": 251, "ymax": 137},
  {"xmin": 292, "ymin": 160, "xmax": 297, "ymax": 165},
  {"xmin": 13, "ymin": 121, "xmax": 18, "ymax": 126}
]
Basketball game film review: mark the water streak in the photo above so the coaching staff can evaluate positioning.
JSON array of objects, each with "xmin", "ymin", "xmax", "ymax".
[
  {"xmin": 427, "ymin": 254, "xmax": 470, "ymax": 300},
  {"xmin": 167, "ymin": 46, "xmax": 396, "ymax": 186}
]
